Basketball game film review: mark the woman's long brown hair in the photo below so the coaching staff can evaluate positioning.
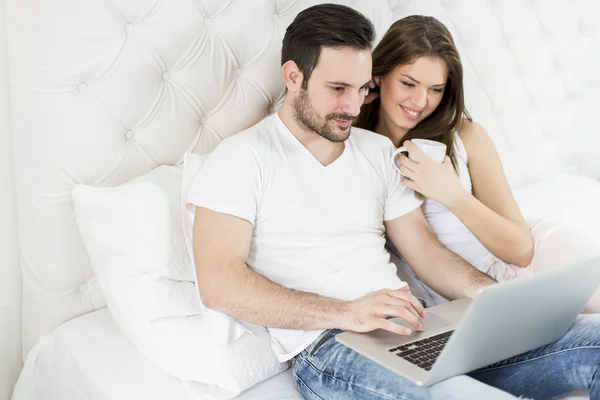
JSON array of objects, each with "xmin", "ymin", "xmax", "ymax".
[{"xmin": 355, "ymin": 15, "xmax": 471, "ymax": 170}]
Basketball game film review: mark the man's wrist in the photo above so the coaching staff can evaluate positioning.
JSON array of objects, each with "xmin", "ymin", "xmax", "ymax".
[{"xmin": 327, "ymin": 299, "xmax": 351, "ymax": 330}]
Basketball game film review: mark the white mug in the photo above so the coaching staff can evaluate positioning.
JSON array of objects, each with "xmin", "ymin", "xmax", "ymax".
[{"xmin": 392, "ymin": 138, "xmax": 447, "ymax": 176}]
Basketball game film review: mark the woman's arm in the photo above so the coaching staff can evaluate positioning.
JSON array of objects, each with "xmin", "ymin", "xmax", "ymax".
[
  {"xmin": 447, "ymin": 121, "xmax": 533, "ymax": 267},
  {"xmin": 398, "ymin": 121, "xmax": 534, "ymax": 267}
]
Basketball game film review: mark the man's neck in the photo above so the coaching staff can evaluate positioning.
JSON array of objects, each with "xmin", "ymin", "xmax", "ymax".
[
  {"xmin": 375, "ymin": 113, "xmax": 408, "ymax": 148},
  {"xmin": 278, "ymin": 102, "xmax": 345, "ymax": 167}
]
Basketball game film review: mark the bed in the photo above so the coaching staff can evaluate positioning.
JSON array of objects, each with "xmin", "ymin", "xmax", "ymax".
[{"xmin": 12, "ymin": 309, "xmax": 302, "ymax": 400}]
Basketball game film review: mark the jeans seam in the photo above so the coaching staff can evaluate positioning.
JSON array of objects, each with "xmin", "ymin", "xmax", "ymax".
[
  {"xmin": 472, "ymin": 346, "xmax": 600, "ymax": 374},
  {"xmin": 295, "ymin": 372, "xmax": 325, "ymax": 400},
  {"xmin": 297, "ymin": 354, "xmax": 402, "ymax": 400}
]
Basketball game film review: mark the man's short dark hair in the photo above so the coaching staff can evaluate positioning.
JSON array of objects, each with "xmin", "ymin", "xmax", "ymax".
[{"xmin": 281, "ymin": 4, "xmax": 376, "ymax": 89}]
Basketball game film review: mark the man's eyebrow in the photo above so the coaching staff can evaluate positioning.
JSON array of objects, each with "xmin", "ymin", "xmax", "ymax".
[
  {"xmin": 326, "ymin": 80, "xmax": 372, "ymax": 88},
  {"xmin": 402, "ymin": 74, "xmax": 446, "ymax": 87}
]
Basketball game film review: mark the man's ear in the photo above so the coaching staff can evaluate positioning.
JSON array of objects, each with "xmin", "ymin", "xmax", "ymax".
[{"xmin": 282, "ymin": 60, "xmax": 304, "ymax": 93}]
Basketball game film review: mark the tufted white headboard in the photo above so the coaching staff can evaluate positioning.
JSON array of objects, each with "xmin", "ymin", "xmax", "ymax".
[
  {"xmin": 1, "ymin": 0, "xmax": 20, "ymax": 397},
  {"xmin": 2, "ymin": 0, "xmax": 600, "ymax": 395}
]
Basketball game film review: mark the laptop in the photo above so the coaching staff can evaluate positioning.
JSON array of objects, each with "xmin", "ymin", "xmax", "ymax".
[{"xmin": 335, "ymin": 256, "xmax": 600, "ymax": 386}]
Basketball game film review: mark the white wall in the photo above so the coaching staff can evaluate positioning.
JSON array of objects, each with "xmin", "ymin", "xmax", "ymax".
[
  {"xmin": 0, "ymin": 0, "xmax": 22, "ymax": 397},
  {"xmin": 577, "ymin": 22, "xmax": 600, "ymax": 178}
]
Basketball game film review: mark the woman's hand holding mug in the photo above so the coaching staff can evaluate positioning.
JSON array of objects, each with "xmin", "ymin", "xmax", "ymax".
[{"xmin": 392, "ymin": 139, "xmax": 465, "ymax": 206}]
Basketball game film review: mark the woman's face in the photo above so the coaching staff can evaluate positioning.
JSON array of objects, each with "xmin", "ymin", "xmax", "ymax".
[{"xmin": 378, "ymin": 56, "xmax": 448, "ymax": 134}]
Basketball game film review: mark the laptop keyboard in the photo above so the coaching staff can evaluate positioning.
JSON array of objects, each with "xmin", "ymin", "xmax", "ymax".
[{"xmin": 388, "ymin": 330, "xmax": 454, "ymax": 371}]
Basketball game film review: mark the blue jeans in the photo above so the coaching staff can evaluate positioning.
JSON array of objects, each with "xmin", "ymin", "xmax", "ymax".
[{"xmin": 292, "ymin": 315, "xmax": 600, "ymax": 400}]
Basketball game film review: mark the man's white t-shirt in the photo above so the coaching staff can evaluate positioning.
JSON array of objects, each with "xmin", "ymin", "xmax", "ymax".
[{"xmin": 187, "ymin": 113, "xmax": 423, "ymax": 361}]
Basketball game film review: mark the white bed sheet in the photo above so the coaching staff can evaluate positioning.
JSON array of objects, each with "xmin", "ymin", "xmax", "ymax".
[{"xmin": 12, "ymin": 308, "xmax": 303, "ymax": 400}]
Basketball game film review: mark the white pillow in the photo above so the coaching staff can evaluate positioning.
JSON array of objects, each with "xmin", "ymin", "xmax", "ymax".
[
  {"xmin": 181, "ymin": 152, "xmax": 208, "ymax": 269},
  {"xmin": 73, "ymin": 161, "xmax": 286, "ymax": 399}
]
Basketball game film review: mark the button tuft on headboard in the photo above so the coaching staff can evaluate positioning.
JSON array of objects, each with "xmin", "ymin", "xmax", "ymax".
[{"xmin": 125, "ymin": 130, "xmax": 135, "ymax": 140}]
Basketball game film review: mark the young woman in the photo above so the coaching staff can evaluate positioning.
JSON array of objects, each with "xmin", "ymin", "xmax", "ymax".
[{"xmin": 355, "ymin": 15, "xmax": 600, "ymax": 312}]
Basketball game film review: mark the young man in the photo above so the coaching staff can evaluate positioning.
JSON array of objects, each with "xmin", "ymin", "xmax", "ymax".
[{"xmin": 188, "ymin": 4, "xmax": 600, "ymax": 400}]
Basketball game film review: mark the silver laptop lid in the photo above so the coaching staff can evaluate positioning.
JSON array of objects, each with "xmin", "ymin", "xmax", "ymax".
[{"xmin": 426, "ymin": 255, "xmax": 600, "ymax": 385}]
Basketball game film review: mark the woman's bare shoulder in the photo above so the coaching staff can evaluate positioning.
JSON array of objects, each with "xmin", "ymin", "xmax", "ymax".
[
  {"xmin": 456, "ymin": 119, "xmax": 492, "ymax": 151},
  {"xmin": 457, "ymin": 119, "xmax": 485, "ymax": 139}
]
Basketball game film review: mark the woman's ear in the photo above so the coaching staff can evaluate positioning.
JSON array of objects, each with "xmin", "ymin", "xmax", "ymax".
[{"xmin": 282, "ymin": 60, "xmax": 303, "ymax": 93}]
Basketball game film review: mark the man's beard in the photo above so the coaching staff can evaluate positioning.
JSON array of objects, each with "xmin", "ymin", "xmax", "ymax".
[{"xmin": 292, "ymin": 89, "xmax": 355, "ymax": 143}]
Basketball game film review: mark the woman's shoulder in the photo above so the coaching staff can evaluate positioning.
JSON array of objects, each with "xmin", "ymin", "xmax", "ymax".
[
  {"xmin": 456, "ymin": 119, "xmax": 485, "ymax": 141},
  {"xmin": 455, "ymin": 119, "xmax": 494, "ymax": 154}
]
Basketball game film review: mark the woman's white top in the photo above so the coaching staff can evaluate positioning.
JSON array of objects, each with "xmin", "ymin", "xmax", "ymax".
[
  {"xmin": 394, "ymin": 133, "xmax": 515, "ymax": 305},
  {"xmin": 421, "ymin": 133, "xmax": 494, "ymax": 269}
]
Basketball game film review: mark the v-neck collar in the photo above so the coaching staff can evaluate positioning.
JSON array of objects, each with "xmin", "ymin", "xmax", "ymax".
[{"xmin": 273, "ymin": 112, "xmax": 351, "ymax": 171}]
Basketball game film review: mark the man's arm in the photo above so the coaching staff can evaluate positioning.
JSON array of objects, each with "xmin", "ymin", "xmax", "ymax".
[
  {"xmin": 194, "ymin": 206, "xmax": 425, "ymax": 334},
  {"xmin": 385, "ymin": 207, "xmax": 495, "ymax": 300},
  {"xmin": 194, "ymin": 206, "xmax": 347, "ymax": 330}
]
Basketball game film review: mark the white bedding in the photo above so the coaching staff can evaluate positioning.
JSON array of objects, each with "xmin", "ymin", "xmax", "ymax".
[
  {"xmin": 11, "ymin": 307, "xmax": 590, "ymax": 400},
  {"xmin": 11, "ymin": 309, "xmax": 303, "ymax": 400},
  {"xmin": 12, "ymin": 172, "xmax": 598, "ymax": 400}
]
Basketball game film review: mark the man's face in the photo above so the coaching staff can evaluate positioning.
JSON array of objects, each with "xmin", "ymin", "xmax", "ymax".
[{"xmin": 292, "ymin": 47, "xmax": 372, "ymax": 142}]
